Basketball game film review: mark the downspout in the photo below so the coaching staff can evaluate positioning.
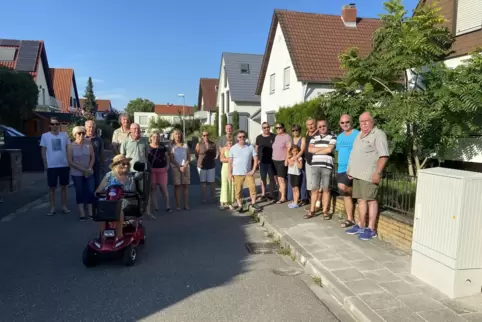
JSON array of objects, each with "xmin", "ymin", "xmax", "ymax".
[{"xmin": 301, "ymin": 82, "xmax": 308, "ymax": 102}]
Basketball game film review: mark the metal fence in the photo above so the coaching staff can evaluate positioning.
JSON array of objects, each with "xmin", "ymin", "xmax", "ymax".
[{"xmin": 330, "ymin": 164, "xmax": 417, "ymax": 217}]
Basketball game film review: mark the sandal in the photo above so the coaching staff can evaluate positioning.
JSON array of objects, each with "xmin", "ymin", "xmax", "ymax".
[
  {"xmin": 276, "ymin": 200, "xmax": 286, "ymax": 204},
  {"xmin": 184, "ymin": 206, "xmax": 190, "ymax": 211},
  {"xmin": 304, "ymin": 211, "xmax": 316, "ymax": 219},
  {"xmin": 323, "ymin": 213, "xmax": 331, "ymax": 220},
  {"xmin": 256, "ymin": 195, "xmax": 266, "ymax": 202},
  {"xmin": 341, "ymin": 220, "xmax": 355, "ymax": 228}
]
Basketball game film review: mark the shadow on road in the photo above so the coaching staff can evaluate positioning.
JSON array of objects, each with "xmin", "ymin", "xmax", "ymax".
[{"xmin": 0, "ymin": 166, "xmax": 252, "ymax": 321}]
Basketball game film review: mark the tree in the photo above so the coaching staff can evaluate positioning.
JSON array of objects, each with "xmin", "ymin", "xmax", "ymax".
[
  {"xmin": 0, "ymin": 66, "xmax": 39, "ymax": 130},
  {"xmin": 221, "ymin": 114, "xmax": 227, "ymax": 134},
  {"xmin": 321, "ymin": 0, "xmax": 458, "ymax": 176},
  {"xmin": 105, "ymin": 109, "xmax": 120, "ymax": 129},
  {"xmin": 232, "ymin": 110, "xmax": 240, "ymax": 130},
  {"xmin": 149, "ymin": 116, "xmax": 171, "ymax": 131},
  {"xmin": 214, "ymin": 111, "xmax": 219, "ymax": 136},
  {"xmin": 125, "ymin": 98, "xmax": 155, "ymax": 120},
  {"xmin": 83, "ymin": 77, "xmax": 97, "ymax": 115}
]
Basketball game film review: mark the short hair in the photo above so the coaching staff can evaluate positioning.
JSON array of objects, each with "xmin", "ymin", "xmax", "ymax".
[
  {"xmin": 72, "ymin": 126, "xmax": 86, "ymax": 136},
  {"xmin": 276, "ymin": 122, "xmax": 285, "ymax": 128},
  {"xmin": 118, "ymin": 113, "xmax": 130, "ymax": 122},
  {"xmin": 50, "ymin": 117, "xmax": 59, "ymax": 123},
  {"xmin": 262, "ymin": 121, "xmax": 269, "ymax": 126},
  {"xmin": 225, "ymin": 123, "xmax": 233, "ymax": 128},
  {"xmin": 237, "ymin": 130, "xmax": 247, "ymax": 137},
  {"xmin": 85, "ymin": 120, "xmax": 95, "ymax": 126}
]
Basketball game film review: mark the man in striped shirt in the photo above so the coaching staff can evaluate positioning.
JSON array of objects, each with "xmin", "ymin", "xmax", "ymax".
[{"xmin": 305, "ymin": 120, "xmax": 336, "ymax": 219}]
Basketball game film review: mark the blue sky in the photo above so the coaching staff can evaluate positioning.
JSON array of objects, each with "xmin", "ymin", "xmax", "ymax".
[{"xmin": 1, "ymin": 0, "xmax": 418, "ymax": 110}]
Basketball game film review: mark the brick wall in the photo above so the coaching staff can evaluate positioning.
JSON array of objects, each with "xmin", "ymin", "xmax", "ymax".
[{"xmin": 333, "ymin": 196, "xmax": 413, "ymax": 251}]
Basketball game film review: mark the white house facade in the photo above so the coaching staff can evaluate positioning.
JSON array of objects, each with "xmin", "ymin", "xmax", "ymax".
[{"xmin": 216, "ymin": 52, "xmax": 263, "ymax": 137}]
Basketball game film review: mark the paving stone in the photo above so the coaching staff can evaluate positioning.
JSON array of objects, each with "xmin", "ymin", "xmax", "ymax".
[
  {"xmin": 331, "ymin": 268, "xmax": 365, "ymax": 282},
  {"xmin": 383, "ymin": 261, "xmax": 411, "ymax": 274},
  {"xmin": 358, "ymin": 291, "xmax": 404, "ymax": 311},
  {"xmin": 315, "ymin": 236, "xmax": 341, "ymax": 246},
  {"xmin": 293, "ymin": 235, "xmax": 318, "ymax": 245},
  {"xmin": 461, "ymin": 312, "xmax": 482, "ymax": 321},
  {"xmin": 340, "ymin": 250, "xmax": 366, "ymax": 261},
  {"xmin": 397, "ymin": 293, "xmax": 444, "ymax": 312},
  {"xmin": 344, "ymin": 279, "xmax": 385, "ymax": 295},
  {"xmin": 397, "ymin": 273, "xmax": 425, "ymax": 286},
  {"xmin": 302, "ymin": 242, "xmax": 328, "ymax": 254},
  {"xmin": 378, "ymin": 280, "xmax": 422, "ymax": 296},
  {"xmin": 363, "ymin": 269, "xmax": 401, "ymax": 283},
  {"xmin": 440, "ymin": 299, "xmax": 477, "ymax": 315},
  {"xmin": 318, "ymin": 258, "xmax": 353, "ymax": 270},
  {"xmin": 312, "ymin": 249, "xmax": 341, "ymax": 261},
  {"xmin": 352, "ymin": 259, "xmax": 380, "ymax": 271},
  {"xmin": 418, "ymin": 285, "xmax": 450, "ymax": 301},
  {"xmin": 418, "ymin": 308, "xmax": 466, "ymax": 322},
  {"xmin": 376, "ymin": 307, "xmax": 426, "ymax": 322}
]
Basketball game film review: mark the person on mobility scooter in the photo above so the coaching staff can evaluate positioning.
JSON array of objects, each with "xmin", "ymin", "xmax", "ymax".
[{"xmin": 82, "ymin": 154, "xmax": 150, "ymax": 267}]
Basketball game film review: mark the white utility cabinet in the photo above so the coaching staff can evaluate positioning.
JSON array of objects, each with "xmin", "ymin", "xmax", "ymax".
[{"xmin": 411, "ymin": 167, "xmax": 482, "ymax": 298}]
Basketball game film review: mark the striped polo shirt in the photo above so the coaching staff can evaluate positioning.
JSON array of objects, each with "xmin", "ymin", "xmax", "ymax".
[{"xmin": 309, "ymin": 132, "xmax": 337, "ymax": 169}]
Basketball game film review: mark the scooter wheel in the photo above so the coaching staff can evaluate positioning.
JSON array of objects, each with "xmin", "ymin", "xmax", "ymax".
[
  {"xmin": 123, "ymin": 245, "xmax": 137, "ymax": 266},
  {"xmin": 82, "ymin": 246, "xmax": 98, "ymax": 267}
]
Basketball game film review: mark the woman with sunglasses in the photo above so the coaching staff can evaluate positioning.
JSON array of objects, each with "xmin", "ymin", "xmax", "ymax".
[
  {"xmin": 272, "ymin": 123, "xmax": 291, "ymax": 203},
  {"xmin": 67, "ymin": 126, "xmax": 95, "ymax": 220}
]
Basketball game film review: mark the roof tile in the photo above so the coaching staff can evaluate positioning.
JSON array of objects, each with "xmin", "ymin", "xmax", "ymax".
[
  {"xmin": 79, "ymin": 98, "xmax": 112, "ymax": 112},
  {"xmin": 198, "ymin": 78, "xmax": 218, "ymax": 111},
  {"xmin": 154, "ymin": 104, "xmax": 194, "ymax": 115},
  {"xmin": 50, "ymin": 68, "xmax": 74, "ymax": 112}
]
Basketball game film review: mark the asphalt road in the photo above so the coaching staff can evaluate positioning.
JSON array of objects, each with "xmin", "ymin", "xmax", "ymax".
[{"xmin": 0, "ymin": 165, "xmax": 339, "ymax": 322}]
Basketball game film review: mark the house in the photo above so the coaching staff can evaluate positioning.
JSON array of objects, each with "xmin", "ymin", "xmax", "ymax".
[
  {"xmin": 195, "ymin": 78, "xmax": 218, "ymax": 126},
  {"xmin": 216, "ymin": 52, "xmax": 263, "ymax": 137},
  {"xmin": 79, "ymin": 99, "xmax": 113, "ymax": 120},
  {"xmin": 255, "ymin": 5, "xmax": 381, "ymax": 124},
  {"xmin": 24, "ymin": 111, "xmax": 76, "ymax": 137},
  {"xmin": 49, "ymin": 68, "xmax": 81, "ymax": 112},
  {"xmin": 134, "ymin": 104, "xmax": 194, "ymax": 133},
  {"xmin": 0, "ymin": 39, "xmax": 60, "ymax": 111},
  {"xmin": 418, "ymin": 0, "xmax": 482, "ymax": 68}
]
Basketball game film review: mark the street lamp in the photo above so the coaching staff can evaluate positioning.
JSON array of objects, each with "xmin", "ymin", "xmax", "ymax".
[{"xmin": 177, "ymin": 93, "xmax": 186, "ymax": 139}]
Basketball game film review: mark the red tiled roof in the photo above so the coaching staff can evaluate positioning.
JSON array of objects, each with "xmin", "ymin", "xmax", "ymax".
[
  {"xmin": 198, "ymin": 78, "xmax": 218, "ymax": 112},
  {"xmin": 256, "ymin": 10, "xmax": 382, "ymax": 94},
  {"xmin": 0, "ymin": 39, "xmax": 54, "ymax": 96},
  {"xmin": 50, "ymin": 68, "xmax": 77, "ymax": 112},
  {"xmin": 79, "ymin": 98, "xmax": 112, "ymax": 112},
  {"xmin": 154, "ymin": 104, "xmax": 194, "ymax": 115}
]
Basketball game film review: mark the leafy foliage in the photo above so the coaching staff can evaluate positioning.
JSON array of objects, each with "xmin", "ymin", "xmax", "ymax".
[
  {"xmin": 221, "ymin": 114, "xmax": 227, "ymax": 134},
  {"xmin": 200, "ymin": 124, "xmax": 218, "ymax": 140},
  {"xmin": 232, "ymin": 110, "xmax": 240, "ymax": 130},
  {"xmin": 149, "ymin": 116, "xmax": 171, "ymax": 132},
  {"xmin": 214, "ymin": 111, "xmax": 219, "ymax": 136},
  {"xmin": 0, "ymin": 66, "xmax": 39, "ymax": 130},
  {"xmin": 172, "ymin": 118, "xmax": 201, "ymax": 136},
  {"xmin": 275, "ymin": 97, "xmax": 326, "ymax": 134},
  {"xmin": 104, "ymin": 109, "xmax": 120, "ymax": 129},
  {"xmin": 83, "ymin": 77, "xmax": 97, "ymax": 116},
  {"xmin": 125, "ymin": 98, "xmax": 155, "ymax": 120}
]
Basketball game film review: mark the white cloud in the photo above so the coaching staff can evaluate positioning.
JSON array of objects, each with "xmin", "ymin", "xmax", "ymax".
[{"xmin": 77, "ymin": 76, "xmax": 105, "ymax": 84}]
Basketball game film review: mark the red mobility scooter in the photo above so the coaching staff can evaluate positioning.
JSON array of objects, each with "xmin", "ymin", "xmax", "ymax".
[{"xmin": 82, "ymin": 162, "xmax": 150, "ymax": 267}]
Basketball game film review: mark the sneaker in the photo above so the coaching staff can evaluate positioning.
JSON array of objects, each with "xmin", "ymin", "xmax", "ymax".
[
  {"xmin": 359, "ymin": 228, "xmax": 377, "ymax": 240},
  {"xmin": 236, "ymin": 207, "xmax": 244, "ymax": 214},
  {"xmin": 345, "ymin": 224, "xmax": 363, "ymax": 235},
  {"xmin": 251, "ymin": 204, "xmax": 261, "ymax": 211},
  {"xmin": 288, "ymin": 203, "xmax": 299, "ymax": 209}
]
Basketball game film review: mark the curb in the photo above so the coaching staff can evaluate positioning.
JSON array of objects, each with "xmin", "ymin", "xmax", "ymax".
[
  {"xmin": 1, "ymin": 193, "xmax": 49, "ymax": 222},
  {"xmin": 255, "ymin": 212, "xmax": 384, "ymax": 322}
]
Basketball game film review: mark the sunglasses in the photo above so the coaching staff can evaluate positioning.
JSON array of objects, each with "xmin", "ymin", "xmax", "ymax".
[
  {"xmin": 318, "ymin": 125, "xmax": 327, "ymax": 128},
  {"xmin": 237, "ymin": 136, "xmax": 246, "ymax": 139},
  {"xmin": 76, "ymin": 132, "xmax": 85, "ymax": 135},
  {"xmin": 292, "ymin": 129, "xmax": 300, "ymax": 132},
  {"xmin": 120, "ymin": 163, "xmax": 130, "ymax": 167},
  {"xmin": 262, "ymin": 127, "xmax": 270, "ymax": 129},
  {"xmin": 340, "ymin": 121, "xmax": 350, "ymax": 125},
  {"xmin": 202, "ymin": 134, "xmax": 208, "ymax": 137},
  {"xmin": 50, "ymin": 123, "xmax": 60, "ymax": 126},
  {"xmin": 275, "ymin": 127, "xmax": 283, "ymax": 129}
]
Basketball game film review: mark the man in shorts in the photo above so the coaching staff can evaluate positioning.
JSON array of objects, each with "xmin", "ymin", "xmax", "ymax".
[
  {"xmin": 40, "ymin": 117, "xmax": 71, "ymax": 216},
  {"xmin": 255, "ymin": 122, "xmax": 277, "ymax": 201},
  {"xmin": 346, "ymin": 112, "xmax": 389, "ymax": 240},
  {"xmin": 228, "ymin": 130, "xmax": 261, "ymax": 213},
  {"xmin": 306, "ymin": 120, "xmax": 336, "ymax": 219},
  {"xmin": 336, "ymin": 114, "xmax": 359, "ymax": 229}
]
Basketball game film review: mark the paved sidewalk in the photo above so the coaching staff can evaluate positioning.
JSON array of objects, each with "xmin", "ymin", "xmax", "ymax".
[{"xmin": 255, "ymin": 202, "xmax": 482, "ymax": 322}]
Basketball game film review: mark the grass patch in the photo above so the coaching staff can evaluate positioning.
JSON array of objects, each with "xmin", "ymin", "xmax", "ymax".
[
  {"xmin": 379, "ymin": 174, "xmax": 417, "ymax": 216},
  {"xmin": 312, "ymin": 276, "xmax": 322, "ymax": 287},
  {"xmin": 277, "ymin": 247, "xmax": 291, "ymax": 256},
  {"xmin": 267, "ymin": 232, "xmax": 274, "ymax": 238}
]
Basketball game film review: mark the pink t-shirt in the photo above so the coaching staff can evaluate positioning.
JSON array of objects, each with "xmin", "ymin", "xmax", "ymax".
[{"xmin": 272, "ymin": 133, "xmax": 291, "ymax": 161}]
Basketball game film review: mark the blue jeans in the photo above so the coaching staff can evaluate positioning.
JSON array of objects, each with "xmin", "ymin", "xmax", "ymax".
[{"xmin": 71, "ymin": 175, "xmax": 95, "ymax": 204}]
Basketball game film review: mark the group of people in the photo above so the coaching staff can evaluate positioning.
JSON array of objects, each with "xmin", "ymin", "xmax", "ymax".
[{"xmin": 217, "ymin": 112, "xmax": 389, "ymax": 241}]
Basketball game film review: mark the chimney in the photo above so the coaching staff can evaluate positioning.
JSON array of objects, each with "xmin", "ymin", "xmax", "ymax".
[{"xmin": 342, "ymin": 3, "xmax": 357, "ymax": 28}]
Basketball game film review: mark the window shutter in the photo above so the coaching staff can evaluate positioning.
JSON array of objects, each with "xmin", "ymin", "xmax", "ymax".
[{"xmin": 456, "ymin": 0, "xmax": 482, "ymax": 36}]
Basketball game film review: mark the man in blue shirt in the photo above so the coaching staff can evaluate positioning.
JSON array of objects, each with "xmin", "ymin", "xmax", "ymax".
[
  {"xmin": 229, "ymin": 130, "xmax": 261, "ymax": 213},
  {"xmin": 336, "ymin": 114, "xmax": 360, "ymax": 229}
]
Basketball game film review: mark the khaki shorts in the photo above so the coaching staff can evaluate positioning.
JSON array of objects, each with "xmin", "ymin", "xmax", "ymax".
[
  {"xmin": 172, "ymin": 165, "xmax": 190, "ymax": 185},
  {"xmin": 233, "ymin": 175, "xmax": 256, "ymax": 200},
  {"xmin": 352, "ymin": 178, "xmax": 379, "ymax": 201}
]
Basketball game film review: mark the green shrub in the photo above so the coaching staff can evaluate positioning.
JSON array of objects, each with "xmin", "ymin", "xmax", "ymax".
[
  {"xmin": 221, "ymin": 114, "xmax": 227, "ymax": 133},
  {"xmin": 232, "ymin": 110, "xmax": 239, "ymax": 130},
  {"xmin": 214, "ymin": 111, "xmax": 219, "ymax": 136},
  {"xmin": 200, "ymin": 124, "xmax": 218, "ymax": 140},
  {"xmin": 275, "ymin": 97, "xmax": 326, "ymax": 134}
]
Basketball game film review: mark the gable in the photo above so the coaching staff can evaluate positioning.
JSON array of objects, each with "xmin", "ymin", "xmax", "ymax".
[
  {"xmin": 222, "ymin": 52, "xmax": 263, "ymax": 103},
  {"xmin": 198, "ymin": 78, "xmax": 218, "ymax": 111}
]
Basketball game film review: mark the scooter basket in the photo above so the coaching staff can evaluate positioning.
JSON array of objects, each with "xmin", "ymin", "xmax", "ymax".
[{"xmin": 94, "ymin": 199, "xmax": 123, "ymax": 222}]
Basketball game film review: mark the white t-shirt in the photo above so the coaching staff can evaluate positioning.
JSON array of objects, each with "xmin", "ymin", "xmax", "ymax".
[{"xmin": 40, "ymin": 132, "xmax": 70, "ymax": 168}]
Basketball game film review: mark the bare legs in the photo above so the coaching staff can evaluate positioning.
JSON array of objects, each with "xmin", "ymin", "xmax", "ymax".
[
  {"xmin": 339, "ymin": 183, "xmax": 355, "ymax": 225},
  {"xmin": 358, "ymin": 199, "xmax": 378, "ymax": 230},
  {"xmin": 174, "ymin": 184, "xmax": 189, "ymax": 210},
  {"xmin": 277, "ymin": 177, "xmax": 287, "ymax": 202}
]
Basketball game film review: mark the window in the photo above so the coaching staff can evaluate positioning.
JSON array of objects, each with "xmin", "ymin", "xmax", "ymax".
[
  {"xmin": 240, "ymin": 63, "xmax": 250, "ymax": 74},
  {"xmin": 267, "ymin": 112, "xmax": 275, "ymax": 126},
  {"xmin": 226, "ymin": 91, "xmax": 230, "ymax": 113},
  {"xmin": 221, "ymin": 93, "xmax": 225, "ymax": 113},
  {"xmin": 269, "ymin": 74, "xmax": 275, "ymax": 94},
  {"xmin": 224, "ymin": 66, "xmax": 227, "ymax": 87},
  {"xmin": 139, "ymin": 116, "xmax": 148, "ymax": 125},
  {"xmin": 456, "ymin": 0, "xmax": 482, "ymax": 35},
  {"xmin": 283, "ymin": 67, "xmax": 290, "ymax": 89}
]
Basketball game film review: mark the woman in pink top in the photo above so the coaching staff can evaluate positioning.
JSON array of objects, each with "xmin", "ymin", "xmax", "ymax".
[{"xmin": 272, "ymin": 123, "xmax": 291, "ymax": 203}]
